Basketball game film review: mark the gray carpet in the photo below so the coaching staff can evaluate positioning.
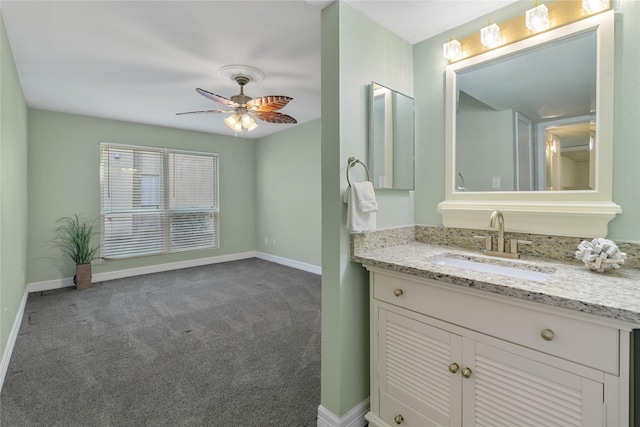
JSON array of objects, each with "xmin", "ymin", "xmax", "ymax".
[{"xmin": 1, "ymin": 258, "xmax": 321, "ymax": 426}]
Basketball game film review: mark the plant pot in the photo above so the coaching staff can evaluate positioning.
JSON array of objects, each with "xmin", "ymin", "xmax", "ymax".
[{"xmin": 74, "ymin": 263, "xmax": 92, "ymax": 290}]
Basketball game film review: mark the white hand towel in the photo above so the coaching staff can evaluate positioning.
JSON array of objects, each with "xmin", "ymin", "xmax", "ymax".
[
  {"xmin": 353, "ymin": 181, "xmax": 378, "ymax": 213},
  {"xmin": 345, "ymin": 182, "xmax": 377, "ymax": 232}
]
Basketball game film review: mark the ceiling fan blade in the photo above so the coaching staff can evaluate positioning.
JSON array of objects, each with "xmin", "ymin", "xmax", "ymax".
[
  {"xmin": 196, "ymin": 88, "xmax": 237, "ymax": 107},
  {"xmin": 247, "ymin": 96, "xmax": 293, "ymax": 112},
  {"xmin": 253, "ymin": 111, "xmax": 297, "ymax": 124},
  {"xmin": 176, "ymin": 109, "xmax": 233, "ymax": 115}
]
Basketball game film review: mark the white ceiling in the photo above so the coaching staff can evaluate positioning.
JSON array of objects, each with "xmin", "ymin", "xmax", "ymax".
[{"xmin": 0, "ymin": 0, "xmax": 518, "ymax": 139}]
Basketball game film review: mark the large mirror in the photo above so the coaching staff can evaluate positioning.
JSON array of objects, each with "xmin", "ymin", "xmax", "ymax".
[
  {"xmin": 369, "ymin": 82, "xmax": 415, "ymax": 190},
  {"xmin": 439, "ymin": 11, "xmax": 621, "ymax": 237},
  {"xmin": 455, "ymin": 30, "xmax": 596, "ymax": 192}
]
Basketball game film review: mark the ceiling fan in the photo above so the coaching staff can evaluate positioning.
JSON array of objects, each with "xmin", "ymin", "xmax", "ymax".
[{"xmin": 177, "ymin": 65, "xmax": 297, "ymax": 134}]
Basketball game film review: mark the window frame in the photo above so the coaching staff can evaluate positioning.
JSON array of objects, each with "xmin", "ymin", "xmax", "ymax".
[{"xmin": 99, "ymin": 142, "xmax": 220, "ymax": 260}]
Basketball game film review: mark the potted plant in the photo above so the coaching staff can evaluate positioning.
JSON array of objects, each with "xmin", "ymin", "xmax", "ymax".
[{"xmin": 53, "ymin": 214, "xmax": 100, "ymax": 289}]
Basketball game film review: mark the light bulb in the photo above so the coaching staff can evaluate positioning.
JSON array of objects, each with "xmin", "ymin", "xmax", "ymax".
[
  {"xmin": 443, "ymin": 37, "xmax": 462, "ymax": 60},
  {"xmin": 582, "ymin": 0, "xmax": 608, "ymax": 13},
  {"xmin": 241, "ymin": 114, "xmax": 252, "ymax": 127},
  {"xmin": 224, "ymin": 114, "xmax": 240, "ymax": 131},
  {"xmin": 240, "ymin": 114, "xmax": 258, "ymax": 131},
  {"xmin": 526, "ymin": 2, "xmax": 549, "ymax": 31},
  {"xmin": 480, "ymin": 21, "xmax": 501, "ymax": 48}
]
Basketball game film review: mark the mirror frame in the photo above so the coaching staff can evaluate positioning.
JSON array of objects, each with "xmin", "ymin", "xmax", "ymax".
[{"xmin": 438, "ymin": 10, "xmax": 621, "ymax": 238}]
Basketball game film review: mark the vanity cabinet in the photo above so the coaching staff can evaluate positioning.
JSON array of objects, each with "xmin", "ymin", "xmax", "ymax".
[{"xmin": 365, "ymin": 267, "xmax": 632, "ymax": 427}]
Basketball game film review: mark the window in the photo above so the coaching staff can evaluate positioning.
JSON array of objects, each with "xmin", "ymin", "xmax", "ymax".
[{"xmin": 100, "ymin": 143, "xmax": 219, "ymax": 259}]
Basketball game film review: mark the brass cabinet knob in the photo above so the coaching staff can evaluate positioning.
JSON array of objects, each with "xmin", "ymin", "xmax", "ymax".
[
  {"xmin": 541, "ymin": 329, "xmax": 555, "ymax": 341},
  {"xmin": 394, "ymin": 414, "xmax": 404, "ymax": 424},
  {"xmin": 448, "ymin": 362, "xmax": 459, "ymax": 374},
  {"xmin": 393, "ymin": 289, "xmax": 403, "ymax": 297},
  {"xmin": 462, "ymin": 367, "xmax": 472, "ymax": 378}
]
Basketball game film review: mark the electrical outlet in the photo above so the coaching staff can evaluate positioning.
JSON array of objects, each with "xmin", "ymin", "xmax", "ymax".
[
  {"xmin": 272, "ymin": 238, "xmax": 276, "ymax": 246},
  {"xmin": 264, "ymin": 237, "xmax": 268, "ymax": 245},
  {"xmin": 492, "ymin": 176, "xmax": 501, "ymax": 189}
]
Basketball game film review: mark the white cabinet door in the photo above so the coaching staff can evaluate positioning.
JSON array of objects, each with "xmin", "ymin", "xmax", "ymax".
[
  {"xmin": 378, "ymin": 308, "xmax": 463, "ymax": 427},
  {"xmin": 369, "ymin": 271, "xmax": 625, "ymax": 427},
  {"xmin": 462, "ymin": 339, "xmax": 604, "ymax": 427}
]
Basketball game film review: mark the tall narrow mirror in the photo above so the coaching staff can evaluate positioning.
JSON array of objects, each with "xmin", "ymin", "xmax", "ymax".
[{"xmin": 369, "ymin": 82, "xmax": 415, "ymax": 190}]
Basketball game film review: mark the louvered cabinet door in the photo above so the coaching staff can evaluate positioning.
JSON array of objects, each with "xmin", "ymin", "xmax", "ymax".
[
  {"xmin": 378, "ymin": 308, "xmax": 464, "ymax": 427},
  {"xmin": 462, "ymin": 340, "xmax": 604, "ymax": 427}
]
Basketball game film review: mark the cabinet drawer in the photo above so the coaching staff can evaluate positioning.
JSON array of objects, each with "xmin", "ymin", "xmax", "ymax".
[
  {"xmin": 372, "ymin": 271, "xmax": 619, "ymax": 374},
  {"xmin": 380, "ymin": 391, "xmax": 438, "ymax": 427}
]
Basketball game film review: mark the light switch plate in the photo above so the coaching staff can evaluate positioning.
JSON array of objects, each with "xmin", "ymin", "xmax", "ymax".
[{"xmin": 492, "ymin": 176, "xmax": 501, "ymax": 189}]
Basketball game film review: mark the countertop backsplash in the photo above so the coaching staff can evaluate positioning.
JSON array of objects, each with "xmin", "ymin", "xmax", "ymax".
[{"xmin": 352, "ymin": 224, "xmax": 640, "ymax": 270}]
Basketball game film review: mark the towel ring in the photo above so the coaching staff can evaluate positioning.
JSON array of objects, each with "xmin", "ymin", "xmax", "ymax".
[{"xmin": 346, "ymin": 157, "xmax": 370, "ymax": 187}]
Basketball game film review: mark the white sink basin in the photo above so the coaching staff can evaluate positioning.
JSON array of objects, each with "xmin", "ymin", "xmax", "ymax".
[{"xmin": 435, "ymin": 257, "xmax": 553, "ymax": 283}]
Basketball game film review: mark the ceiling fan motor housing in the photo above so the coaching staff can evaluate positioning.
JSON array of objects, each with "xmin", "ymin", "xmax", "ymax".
[
  {"xmin": 231, "ymin": 75, "xmax": 252, "ymax": 106},
  {"xmin": 234, "ymin": 75, "xmax": 250, "ymax": 86}
]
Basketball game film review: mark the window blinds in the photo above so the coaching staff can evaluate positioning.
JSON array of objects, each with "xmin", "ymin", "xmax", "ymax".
[{"xmin": 100, "ymin": 143, "xmax": 219, "ymax": 259}]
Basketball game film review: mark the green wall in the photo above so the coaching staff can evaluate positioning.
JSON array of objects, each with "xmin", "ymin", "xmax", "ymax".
[
  {"xmin": 609, "ymin": 0, "xmax": 640, "ymax": 241},
  {"xmin": 256, "ymin": 119, "xmax": 321, "ymax": 267},
  {"xmin": 320, "ymin": 1, "xmax": 413, "ymax": 417},
  {"xmin": 414, "ymin": 0, "xmax": 640, "ymax": 242},
  {"xmin": 0, "ymin": 11, "xmax": 28, "ymax": 371},
  {"xmin": 27, "ymin": 110, "xmax": 257, "ymax": 283}
]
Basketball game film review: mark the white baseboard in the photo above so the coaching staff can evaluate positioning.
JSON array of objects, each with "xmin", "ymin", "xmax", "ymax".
[
  {"xmin": 317, "ymin": 399, "xmax": 369, "ymax": 427},
  {"xmin": 27, "ymin": 251, "xmax": 320, "ymax": 293},
  {"xmin": 27, "ymin": 277, "xmax": 75, "ymax": 293},
  {"xmin": 256, "ymin": 252, "xmax": 321, "ymax": 275},
  {"xmin": 94, "ymin": 251, "xmax": 258, "ymax": 283},
  {"xmin": 0, "ymin": 288, "xmax": 28, "ymax": 392},
  {"xmin": 27, "ymin": 252, "xmax": 257, "ymax": 293}
]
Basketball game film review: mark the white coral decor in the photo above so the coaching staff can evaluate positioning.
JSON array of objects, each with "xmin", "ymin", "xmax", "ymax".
[{"xmin": 575, "ymin": 238, "xmax": 627, "ymax": 273}]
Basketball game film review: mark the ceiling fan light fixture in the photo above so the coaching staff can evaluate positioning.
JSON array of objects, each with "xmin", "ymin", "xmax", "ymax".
[
  {"xmin": 242, "ymin": 114, "xmax": 258, "ymax": 131},
  {"xmin": 224, "ymin": 114, "xmax": 240, "ymax": 131},
  {"xmin": 178, "ymin": 64, "xmax": 296, "ymax": 136}
]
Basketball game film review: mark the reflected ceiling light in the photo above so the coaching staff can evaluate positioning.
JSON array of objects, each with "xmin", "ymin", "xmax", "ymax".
[
  {"xmin": 526, "ymin": 1, "xmax": 549, "ymax": 31},
  {"xmin": 582, "ymin": 0, "xmax": 608, "ymax": 13},
  {"xmin": 480, "ymin": 20, "xmax": 501, "ymax": 48},
  {"xmin": 443, "ymin": 36, "xmax": 463, "ymax": 60}
]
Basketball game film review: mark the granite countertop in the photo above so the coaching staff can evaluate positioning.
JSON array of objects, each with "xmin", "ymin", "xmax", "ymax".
[{"xmin": 353, "ymin": 240, "xmax": 640, "ymax": 325}]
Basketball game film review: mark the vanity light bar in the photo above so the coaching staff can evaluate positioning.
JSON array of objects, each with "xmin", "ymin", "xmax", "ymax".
[{"xmin": 443, "ymin": 0, "xmax": 610, "ymax": 63}]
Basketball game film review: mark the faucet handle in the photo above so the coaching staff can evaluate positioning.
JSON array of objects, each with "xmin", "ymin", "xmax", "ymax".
[
  {"xmin": 510, "ymin": 239, "xmax": 532, "ymax": 254},
  {"xmin": 473, "ymin": 235, "xmax": 492, "ymax": 251}
]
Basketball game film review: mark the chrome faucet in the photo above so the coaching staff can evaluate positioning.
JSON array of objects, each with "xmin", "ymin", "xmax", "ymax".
[{"xmin": 489, "ymin": 210, "xmax": 505, "ymax": 252}]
